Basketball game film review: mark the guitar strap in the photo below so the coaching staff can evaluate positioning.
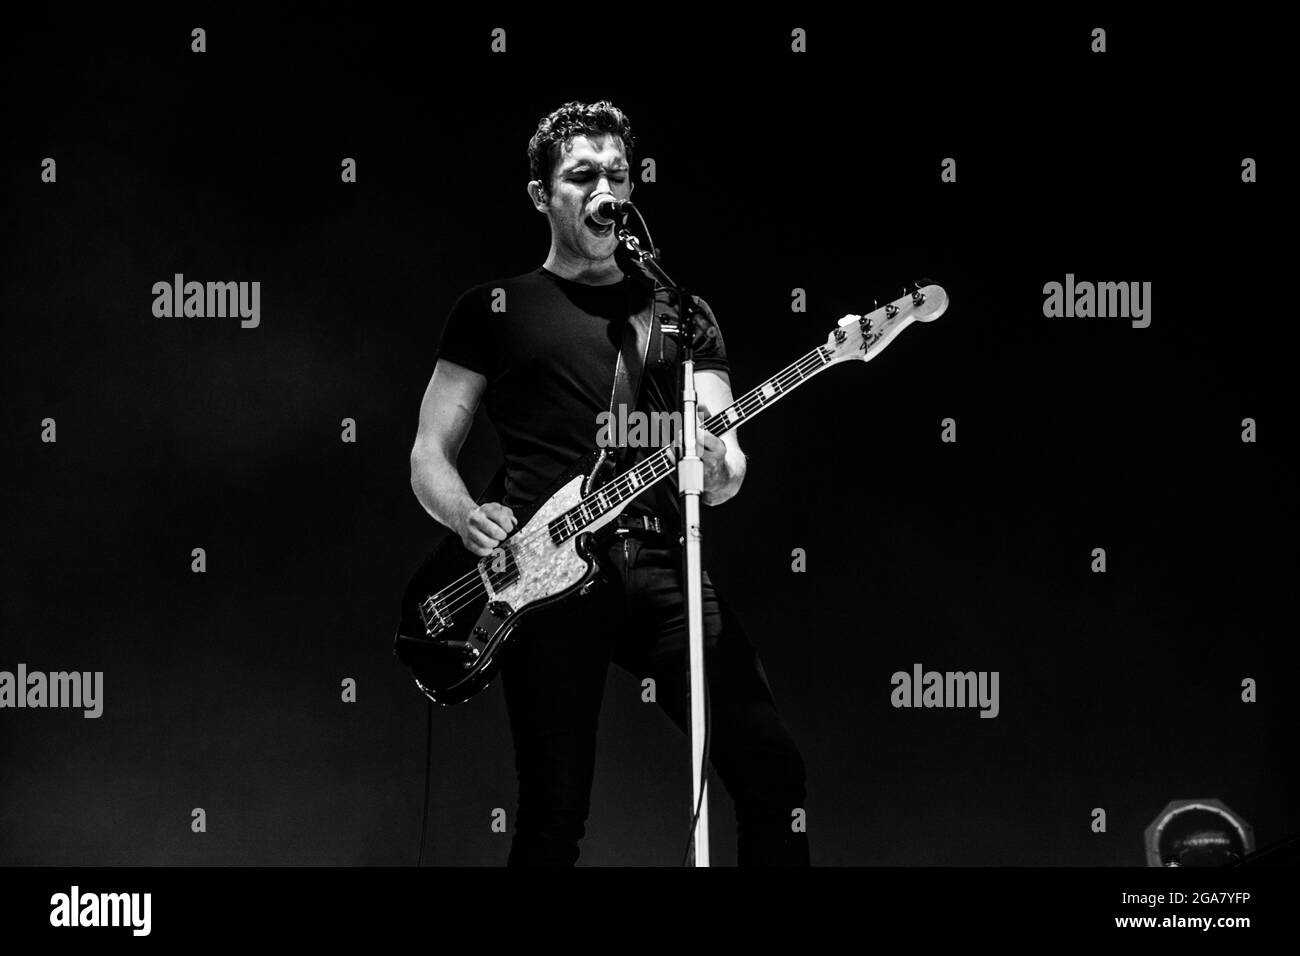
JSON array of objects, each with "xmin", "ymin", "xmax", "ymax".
[
  {"xmin": 606, "ymin": 280, "xmax": 659, "ymax": 467},
  {"xmin": 474, "ymin": 278, "xmax": 660, "ymax": 506}
]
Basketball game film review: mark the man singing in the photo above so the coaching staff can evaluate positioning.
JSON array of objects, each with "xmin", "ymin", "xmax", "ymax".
[{"xmin": 409, "ymin": 100, "xmax": 809, "ymax": 866}]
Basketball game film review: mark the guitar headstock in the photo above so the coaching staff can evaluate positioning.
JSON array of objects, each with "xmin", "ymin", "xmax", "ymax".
[{"xmin": 824, "ymin": 281, "xmax": 948, "ymax": 365}]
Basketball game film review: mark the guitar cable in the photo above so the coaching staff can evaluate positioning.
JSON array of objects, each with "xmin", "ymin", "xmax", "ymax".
[
  {"xmin": 416, "ymin": 697, "xmax": 434, "ymax": 866},
  {"xmin": 413, "ymin": 618, "xmax": 712, "ymax": 866}
]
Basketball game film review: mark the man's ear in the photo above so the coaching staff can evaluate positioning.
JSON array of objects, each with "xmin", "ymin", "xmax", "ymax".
[{"xmin": 526, "ymin": 180, "xmax": 548, "ymax": 212}]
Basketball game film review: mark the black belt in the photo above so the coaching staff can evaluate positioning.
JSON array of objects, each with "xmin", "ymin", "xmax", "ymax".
[{"xmin": 612, "ymin": 512, "xmax": 672, "ymax": 540}]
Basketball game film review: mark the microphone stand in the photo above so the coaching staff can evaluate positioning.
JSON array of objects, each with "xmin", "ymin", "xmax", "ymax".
[{"xmin": 615, "ymin": 206, "xmax": 712, "ymax": 867}]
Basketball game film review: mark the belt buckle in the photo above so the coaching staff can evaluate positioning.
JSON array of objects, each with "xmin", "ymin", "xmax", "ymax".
[{"xmin": 614, "ymin": 514, "xmax": 661, "ymax": 536}]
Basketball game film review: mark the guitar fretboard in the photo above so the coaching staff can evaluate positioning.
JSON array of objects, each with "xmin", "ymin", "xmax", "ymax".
[{"xmin": 547, "ymin": 343, "xmax": 836, "ymax": 544}]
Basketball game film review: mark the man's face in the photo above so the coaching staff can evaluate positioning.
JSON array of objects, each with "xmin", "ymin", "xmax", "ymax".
[{"xmin": 539, "ymin": 133, "xmax": 633, "ymax": 261}]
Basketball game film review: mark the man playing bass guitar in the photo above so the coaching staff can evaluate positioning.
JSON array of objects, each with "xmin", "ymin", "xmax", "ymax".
[{"xmin": 408, "ymin": 100, "xmax": 809, "ymax": 867}]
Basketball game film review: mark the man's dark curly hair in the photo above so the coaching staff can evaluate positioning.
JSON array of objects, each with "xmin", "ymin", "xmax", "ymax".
[{"xmin": 528, "ymin": 100, "xmax": 635, "ymax": 196}]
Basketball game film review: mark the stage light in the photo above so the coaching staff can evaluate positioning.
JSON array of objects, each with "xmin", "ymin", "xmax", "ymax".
[{"xmin": 1144, "ymin": 799, "xmax": 1254, "ymax": 866}]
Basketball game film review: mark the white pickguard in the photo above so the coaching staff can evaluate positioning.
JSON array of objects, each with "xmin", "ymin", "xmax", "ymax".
[{"xmin": 478, "ymin": 472, "xmax": 630, "ymax": 610}]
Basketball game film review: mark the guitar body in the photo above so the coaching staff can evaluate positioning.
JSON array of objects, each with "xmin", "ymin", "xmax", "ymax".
[{"xmin": 393, "ymin": 450, "xmax": 626, "ymax": 705}]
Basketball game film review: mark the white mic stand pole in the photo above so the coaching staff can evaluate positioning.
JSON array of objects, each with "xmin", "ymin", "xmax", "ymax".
[{"xmin": 616, "ymin": 209, "xmax": 711, "ymax": 866}]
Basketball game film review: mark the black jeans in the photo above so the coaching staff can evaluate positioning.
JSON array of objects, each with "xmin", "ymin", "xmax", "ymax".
[{"xmin": 499, "ymin": 530, "xmax": 810, "ymax": 866}]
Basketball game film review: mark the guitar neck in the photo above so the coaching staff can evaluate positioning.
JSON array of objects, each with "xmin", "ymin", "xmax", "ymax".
[{"xmin": 552, "ymin": 343, "xmax": 839, "ymax": 540}]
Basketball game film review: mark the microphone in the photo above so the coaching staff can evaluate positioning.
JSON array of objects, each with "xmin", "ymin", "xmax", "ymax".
[{"xmin": 590, "ymin": 196, "xmax": 633, "ymax": 226}]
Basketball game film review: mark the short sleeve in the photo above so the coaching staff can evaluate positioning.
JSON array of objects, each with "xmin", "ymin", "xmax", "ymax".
[
  {"xmin": 688, "ymin": 295, "xmax": 730, "ymax": 377},
  {"xmin": 435, "ymin": 286, "xmax": 493, "ymax": 377}
]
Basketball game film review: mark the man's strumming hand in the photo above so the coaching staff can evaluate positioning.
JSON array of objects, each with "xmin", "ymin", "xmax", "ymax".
[{"xmin": 459, "ymin": 501, "xmax": 517, "ymax": 556}]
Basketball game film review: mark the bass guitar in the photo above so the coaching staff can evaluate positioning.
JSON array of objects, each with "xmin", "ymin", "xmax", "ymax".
[{"xmin": 394, "ymin": 282, "xmax": 949, "ymax": 704}]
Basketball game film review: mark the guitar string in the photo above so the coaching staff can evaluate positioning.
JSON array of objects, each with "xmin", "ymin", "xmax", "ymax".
[
  {"xmin": 423, "ymin": 345, "xmax": 838, "ymax": 622},
  {"xmin": 423, "ymin": 297, "xmax": 931, "ymax": 627},
  {"xmin": 423, "ymin": 346, "xmax": 836, "ymax": 622},
  {"xmin": 421, "ymin": 346, "xmax": 829, "ymax": 616},
  {"xmin": 470, "ymin": 289, "xmax": 925, "ymax": 577}
]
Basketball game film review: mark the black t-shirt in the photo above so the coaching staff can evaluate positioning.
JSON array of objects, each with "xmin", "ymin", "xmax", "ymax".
[{"xmin": 435, "ymin": 266, "xmax": 730, "ymax": 535}]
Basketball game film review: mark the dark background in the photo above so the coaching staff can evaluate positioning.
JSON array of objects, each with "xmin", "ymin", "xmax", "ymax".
[{"xmin": 1, "ymin": 13, "xmax": 1292, "ymax": 866}]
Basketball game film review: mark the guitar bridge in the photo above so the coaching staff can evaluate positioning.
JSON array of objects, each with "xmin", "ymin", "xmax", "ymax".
[{"xmin": 418, "ymin": 594, "xmax": 453, "ymax": 639}]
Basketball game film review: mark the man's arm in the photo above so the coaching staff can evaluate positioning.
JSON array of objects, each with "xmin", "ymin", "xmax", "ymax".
[
  {"xmin": 409, "ymin": 359, "xmax": 516, "ymax": 554},
  {"xmin": 694, "ymin": 369, "xmax": 746, "ymax": 506}
]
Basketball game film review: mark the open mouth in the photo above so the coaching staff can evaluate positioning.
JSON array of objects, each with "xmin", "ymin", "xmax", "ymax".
[{"xmin": 584, "ymin": 214, "xmax": 615, "ymax": 237}]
